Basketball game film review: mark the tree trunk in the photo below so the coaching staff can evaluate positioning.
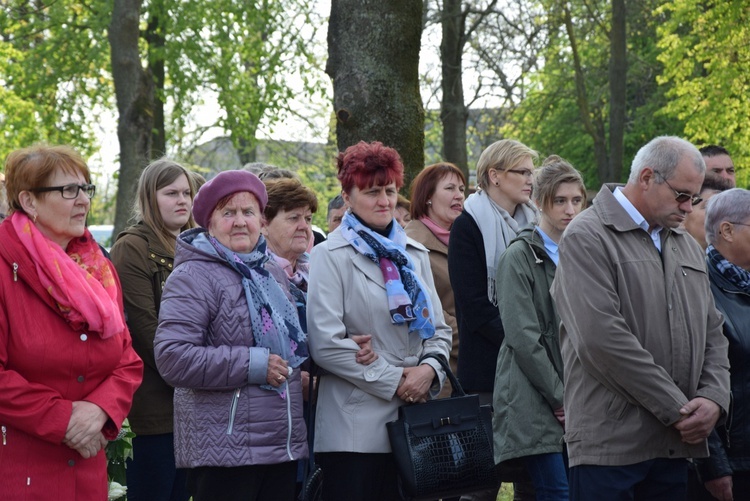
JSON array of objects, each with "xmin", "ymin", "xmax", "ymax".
[
  {"xmin": 146, "ymin": 3, "xmax": 166, "ymax": 158},
  {"xmin": 109, "ymin": 0, "xmax": 154, "ymax": 237},
  {"xmin": 440, "ymin": 0, "xmax": 469, "ymax": 180},
  {"xmin": 327, "ymin": 0, "xmax": 425, "ymax": 189},
  {"xmin": 237, "ymin": 136, "xmax": 257, "ymax": 165},
  {"xmin": 608, "ymin": 0, "xmax": 627, "ymax": 183},
  {"xmin": 562, "ymin": 2, "xmax": 608, "ymax": 183}
]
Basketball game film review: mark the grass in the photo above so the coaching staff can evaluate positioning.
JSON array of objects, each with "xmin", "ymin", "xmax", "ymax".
[{"xmin": 497, "ymin": 483, "xmax": 515, "ymax": 501}]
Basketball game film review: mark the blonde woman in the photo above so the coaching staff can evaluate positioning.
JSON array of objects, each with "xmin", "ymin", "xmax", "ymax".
[
  {"xmin": 110, "ymin": 158, "xmax": 196, "ymax": 501},
  {"xmin": 448, "ymin": 139, "xmax": 539, "ymax": 500}
]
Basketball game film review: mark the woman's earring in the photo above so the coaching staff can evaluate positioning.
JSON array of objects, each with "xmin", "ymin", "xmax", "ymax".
[
  {"xmin": 32, "ymin": 213, "xmax": 37, "ymax": 223},
  {"xmin": 427, "ymin": 200, "xmax": 432, "ymax": 206}
]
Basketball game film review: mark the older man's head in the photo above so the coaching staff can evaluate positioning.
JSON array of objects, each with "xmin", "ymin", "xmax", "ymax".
[
  {"xmin": 624, "ymin": 136, "xmax": 705, "ymax": 231},
  {"xmin": 705, "ymin": 188, "xmax": 750, "ymax": 270}
]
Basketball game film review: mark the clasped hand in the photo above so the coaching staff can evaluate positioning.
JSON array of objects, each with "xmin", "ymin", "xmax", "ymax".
[
  {"xmin": 64, "ymin": 401, "xmax": 108, "ymax": 459},
  {"xmin": 673, "ymin": 397, "xmax": 720, "ymax": 445}
]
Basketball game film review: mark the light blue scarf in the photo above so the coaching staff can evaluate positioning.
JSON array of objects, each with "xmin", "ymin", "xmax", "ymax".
[{"xmin": 340, "ymin": 212, "xmax": 436, "ymax": 339}]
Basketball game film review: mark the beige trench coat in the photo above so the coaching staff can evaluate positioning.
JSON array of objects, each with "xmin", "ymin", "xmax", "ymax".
[{"xmin": 307, "ymin": 229, "xmax": 452, "ymax": 453}]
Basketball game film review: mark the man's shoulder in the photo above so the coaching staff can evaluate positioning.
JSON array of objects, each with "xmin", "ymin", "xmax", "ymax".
[{"xmin": 563, "ymin": 206, "xmax": 608, "ymax": 243}]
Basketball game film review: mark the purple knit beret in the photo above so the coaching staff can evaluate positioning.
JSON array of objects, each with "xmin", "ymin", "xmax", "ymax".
[{"xmin": 192, "ymin": 170, "xmax": 268, "ymax": 228}]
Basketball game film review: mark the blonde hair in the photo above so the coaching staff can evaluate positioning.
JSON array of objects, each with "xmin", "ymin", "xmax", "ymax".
[{"xmin": 475, "ymin": 139, "xmax": 538, "ymax": 190}]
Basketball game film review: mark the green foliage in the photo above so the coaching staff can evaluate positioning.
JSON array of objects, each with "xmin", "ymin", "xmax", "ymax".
[
  {"xmin": 656, "ymin": 0, "xmax": 750, "ymax": 188},
  {"xmin": 106, "ymin": 419, "xmax": 134, "ymax": 491},
  {"xmin": 259, "ymin": 137, "xmax": 340, "ymax": 230},
  {"xmin": 0, "ymin": 0, "xmax": 112, "ymax": 163},
  {"xmin": 165, "ymin": 0, "xmax": 326, "ymax": 162},
  {"xmin": 501, "ymin": 0, "xmax": 684, "ymax": 186}
]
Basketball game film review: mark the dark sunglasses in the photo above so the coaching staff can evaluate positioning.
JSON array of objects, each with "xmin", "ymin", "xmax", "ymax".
[{"xmin": 655, "ymin": 173, "xmax": 702, "ymax": 206}]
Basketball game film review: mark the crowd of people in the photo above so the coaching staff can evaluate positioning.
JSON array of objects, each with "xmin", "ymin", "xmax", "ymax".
[{"xmin": 0, "ymin": 136, "xmax": 745, "ymax": 501}]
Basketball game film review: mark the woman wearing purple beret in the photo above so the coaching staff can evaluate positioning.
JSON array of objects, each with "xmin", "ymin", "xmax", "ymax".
[{"xmin": 154, "ymin": 170, "xmax": 308, "ymax": 501}]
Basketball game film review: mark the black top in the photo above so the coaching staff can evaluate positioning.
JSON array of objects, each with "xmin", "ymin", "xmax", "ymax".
[
  {"xmin": 447, "ymin": 211, "xmax": 505, "ymax": 393},
  {"xmin": 696, "ymin": 262, "xmax": 750, "ymax": 480}
]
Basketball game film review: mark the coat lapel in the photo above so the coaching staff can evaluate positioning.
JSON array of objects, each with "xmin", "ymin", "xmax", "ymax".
[{"xmin": 350, "ymin": 252, "xmax": 386, "ymax": 290}]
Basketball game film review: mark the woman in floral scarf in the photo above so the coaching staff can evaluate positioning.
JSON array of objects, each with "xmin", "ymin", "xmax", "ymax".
[
  {"xmin": 306, "ymin": 141, "xmax": 452, "ymax": 501},
  {"xmin": 154, "ymin": 170, "xmax": 309, "ymax": 501},
  {"xmin": 0, "ymin": 144, "xmax": 143, "ymax": 501}
]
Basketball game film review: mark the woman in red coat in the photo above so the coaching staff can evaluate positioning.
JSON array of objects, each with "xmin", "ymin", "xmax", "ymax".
[{"xmin": 0, "ymin": 144, "xmax": 143, "ymax": 500}]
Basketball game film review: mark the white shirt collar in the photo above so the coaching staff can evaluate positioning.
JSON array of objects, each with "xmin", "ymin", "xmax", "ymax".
[{"xmin": 535, "ymin": 226, "xmax": 559, "ymax": 266}]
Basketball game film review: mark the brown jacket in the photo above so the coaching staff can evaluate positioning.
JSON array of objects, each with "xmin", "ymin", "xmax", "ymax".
[
  {"xmin": 111, "ymin": 222, "xmax": 176, "ymax": 435},
  {"xmin": 405, "ymin": 220, "xmax": 458, "ymax": 373},
  {"xmin": 550, "ymin": 184, "xmax": 730, "ymax": 467}
]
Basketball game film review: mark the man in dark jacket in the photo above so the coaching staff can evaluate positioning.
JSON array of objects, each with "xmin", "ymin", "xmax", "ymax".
[{"xmin": 691, "ymin": 188, "xmax": 750, "ymax": 500}]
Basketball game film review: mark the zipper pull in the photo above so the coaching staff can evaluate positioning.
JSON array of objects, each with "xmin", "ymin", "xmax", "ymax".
[
  {"xmin": 13, "ymin": 263, "xmax": 18, "ymax": 282},
  {"xmin": 2, "ymin": 425, "xmax": 6, "ymax": 445}
]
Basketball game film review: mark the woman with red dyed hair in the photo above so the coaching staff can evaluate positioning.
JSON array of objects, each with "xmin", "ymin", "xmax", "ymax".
[{"xmin": 306, "ymin": 141, "xmax": 452, "ymax": 501}]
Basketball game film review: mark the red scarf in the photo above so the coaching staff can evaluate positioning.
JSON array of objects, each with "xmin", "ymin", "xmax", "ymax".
[{"xmin": 11, "ymin": 212, "xmax": 125, "ymax": 339}]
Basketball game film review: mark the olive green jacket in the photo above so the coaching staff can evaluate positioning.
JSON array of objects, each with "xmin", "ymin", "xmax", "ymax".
[
  {"xmin": 493, "ymin": 226, "xmax": 564, "ymax": 464},
  {"xmin": 111, "ymin": 222, "xmax": 176, "ymax": 435}
]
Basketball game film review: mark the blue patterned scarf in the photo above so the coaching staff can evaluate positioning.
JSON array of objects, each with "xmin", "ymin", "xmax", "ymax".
[
  {"xmin": 707, "ymin": 244, "xmax": 750, "ymax": 291},
  {"xmin": 208, "ymin": 235, "xmax": 308, "ymax": 397},
  {"xmin": 340, "ymin": 211, "xmax": 436, "ymax": 339}
]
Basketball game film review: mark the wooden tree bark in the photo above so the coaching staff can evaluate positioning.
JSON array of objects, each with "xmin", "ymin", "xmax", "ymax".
[
  {"xmin": 109, "ymin": 0, "xmax": 154, "ymax": 237},
  {"xmin": 562, "ymin": 3, "xmax": 608, "ymax": 183},
  {"xmin": 440, "ymin": 0, "xmax": 469, "ymax": 180},
  {"xmin": 327, "ymin": 0, "xmax": 425, "ymax": 189},
  {"xmin": 146, "ymin": 3, "xmax": 166, "ymax": 158},
  {"xmin": 608, "ymin": 0, "xmax": 626, "ymax": 182}
]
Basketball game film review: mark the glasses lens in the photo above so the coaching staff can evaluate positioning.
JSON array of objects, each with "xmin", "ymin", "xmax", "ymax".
[
  {"xmin": 62, "ymin": 185, "xmax": 79, "ymax": 199},
  {"xmin": 84, "ymin": 184, "xmax": 96, "ymax": 198},
  {"xmin": 690, "ymin": 196, "xmax": 703, "ymax": 206},
  {"xmin": 674, "ymin": 193, "xmax": 691, "ymax": 204}
]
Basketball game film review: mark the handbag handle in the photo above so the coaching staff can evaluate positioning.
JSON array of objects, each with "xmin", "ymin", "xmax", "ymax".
[{"xmin": 419, "ymin": 353, "xmax": 466, "ymax": 397}]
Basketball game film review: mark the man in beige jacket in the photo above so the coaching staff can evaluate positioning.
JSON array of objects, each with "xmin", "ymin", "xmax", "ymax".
[{"xmin": 551, "ymin": 136, "xmax": 730, "ymax": 500}]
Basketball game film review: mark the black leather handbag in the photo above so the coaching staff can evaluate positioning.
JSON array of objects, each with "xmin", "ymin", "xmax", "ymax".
[{"xmin": 386, "ymin": 353, "xmax": 497, "ymax": 500}]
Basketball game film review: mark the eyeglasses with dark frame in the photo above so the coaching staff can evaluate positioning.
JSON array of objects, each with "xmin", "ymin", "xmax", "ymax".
[
  {"xmin": 729, "ymin": 221, "xmax": 750, "ymax": 227},
  {"xmin": 33, "ymin": 183, "xmax": 96, "ymax": 200},
  {"xmin": 505, "ymin": 168, "xmax": 534, "ymax": 179},
  {"xmin": 654, "ymin": 172, "xmax": 702, "ymax": 206}
]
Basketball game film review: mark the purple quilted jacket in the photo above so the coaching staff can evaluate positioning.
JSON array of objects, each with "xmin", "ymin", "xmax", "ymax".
[{"xmin": 154, "ymin": 229, "xmax": 308, "ymax": 468}]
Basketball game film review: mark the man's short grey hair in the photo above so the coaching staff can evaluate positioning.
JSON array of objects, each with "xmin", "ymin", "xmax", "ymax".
[
  {"xmin": 705, "ymin": 188, "xmax": 750, "ymax": 246},
  {"xmin": 327, "ymin": 194, "xmax": 345, "ymax": 219},
  {"xmin": 242, "ymin": 162, "xmax": 299, "ymax": 181},
  {"xmin": 628, "ymin": 136, "xmax": 705, "ymax": 184}
]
